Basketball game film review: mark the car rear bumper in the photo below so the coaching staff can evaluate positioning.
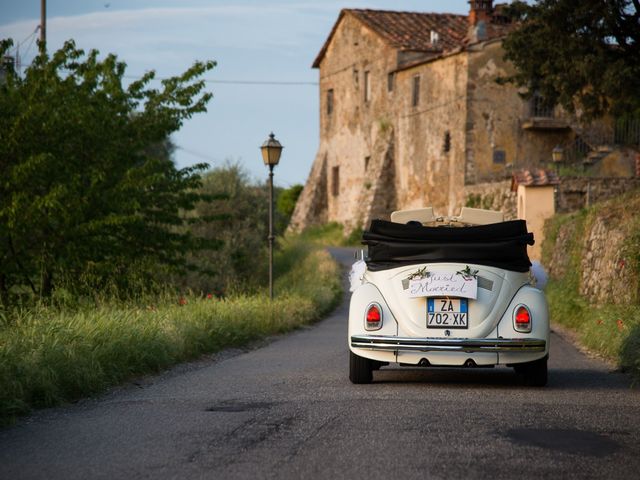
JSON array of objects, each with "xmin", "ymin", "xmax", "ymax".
[{"xmin": 350, "ymin": 335, "xmax": 546, "ymax": 353}]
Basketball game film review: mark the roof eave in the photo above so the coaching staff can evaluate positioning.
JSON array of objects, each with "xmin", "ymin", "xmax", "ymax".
[
  {"xmin": 391, "ymin": 34, "xmax": 508, "ymax": 74},
  {"xmin": 312, "ymin": 9, "xmax": 464, "ymax": 69},
  {"xmin": 391, "ymin": 47, "xmax": 463, "ymax": 73},
  {"xmin": 312, "ymin": 9, "xmax": 350, "ymax": 69}
]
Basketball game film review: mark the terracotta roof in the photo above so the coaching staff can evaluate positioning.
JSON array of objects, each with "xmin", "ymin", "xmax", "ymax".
[
  {"xmin": 511, "ymin": 169, "xmax": 560, "ymax": 190},
  {"xmin": 312, "ymin": 8, "xmax": 513, "ymax": 69},
  {"xmin": 352, "ymin": 10, "xmax": 468, "ymax": 51}
]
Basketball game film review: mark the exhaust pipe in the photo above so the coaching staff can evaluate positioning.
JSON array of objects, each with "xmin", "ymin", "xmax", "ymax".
[
  {"xmin": 419, "ymin": 358, "xmax": 430, "ymax": 367},
  {"xmin": 464, "ymin": 359, "xmax": 477, "ymax": 368}
]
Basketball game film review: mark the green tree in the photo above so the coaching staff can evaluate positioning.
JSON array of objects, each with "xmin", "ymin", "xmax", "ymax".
[
  {"xmin": 0, "ymin": 39, "xmax": 216, "ymax": 303},
  {"xmin": 501, "ymin": 0, "xmax": 640, "ymax": 120},
  {"xmin": 276, "ymin": 184, "xmax": 303, "ymax": 232},
  {"xmin": 184, "ymin": 163, "xmax": 270, "ymax": 295},
  {"xmin": 276, "ymin": 184, "xmax": 303, "ymax": 218}
]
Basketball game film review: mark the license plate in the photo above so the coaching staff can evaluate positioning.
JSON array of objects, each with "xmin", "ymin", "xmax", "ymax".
[{"xmin": 427, "ymin": 298, "xmax": 469, "ymax": 329}]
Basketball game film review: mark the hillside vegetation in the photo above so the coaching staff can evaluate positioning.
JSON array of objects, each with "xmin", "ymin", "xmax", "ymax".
[{"xmin": 542, "ymin": 189, "xmax": 640, "ymax": 381}]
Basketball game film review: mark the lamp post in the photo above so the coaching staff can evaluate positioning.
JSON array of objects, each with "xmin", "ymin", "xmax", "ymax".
[
  {"xmin": 260, "ymin": 132, "xmax": 283, "ymax": 300},
  {"xmin": 552, "ymin": 145, "xmax": 564, "ymax": 174}
]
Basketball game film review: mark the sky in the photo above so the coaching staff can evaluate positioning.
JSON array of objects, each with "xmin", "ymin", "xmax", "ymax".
[{"xmin": 0, "ymin": 0, "xmax": 471, "ymax": 187}]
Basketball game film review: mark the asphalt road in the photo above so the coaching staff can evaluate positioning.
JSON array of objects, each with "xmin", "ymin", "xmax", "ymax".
[{"xmin": 1, "ymin": 247, "xmax": 639, "ymax": 480}]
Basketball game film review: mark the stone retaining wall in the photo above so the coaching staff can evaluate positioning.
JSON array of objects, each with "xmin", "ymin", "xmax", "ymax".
[
  {"xmin": 556, "ymin": 177, "xmax": 640, "ymax": 213},
  {"xmin": 545, "ymin": 197, "xmax": 639, "ymax": 305},
  {"xmin": 579, "ymin": 213, "xmax": 633, "ymax": 304},
  {"xmin": 463, "ymin": 180, "xmax": 517, "ymax": 220}
]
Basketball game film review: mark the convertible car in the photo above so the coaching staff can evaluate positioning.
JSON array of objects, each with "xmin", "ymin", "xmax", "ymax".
[{"xmin": 348, "ymin": 207, "xmax": 549, "ymax": 386}]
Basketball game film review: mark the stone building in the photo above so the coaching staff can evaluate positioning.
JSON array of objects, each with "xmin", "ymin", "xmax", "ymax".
[{"xmin": 289, "ymin": 1, "xmax": 579, "ymax": 232}]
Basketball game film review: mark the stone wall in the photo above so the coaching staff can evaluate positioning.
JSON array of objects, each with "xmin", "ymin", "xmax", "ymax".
[
  {"xmin": 358, "ymin": 127, "xmax": 397, "ymax": 224},
  {"xmin": 465, "ymin": 40, "xmax": 570, "ymax": 185},
  {"xmin": 458, "ymin": 176, "xmax": 640, "ymax": 222},
  {"xmin": 545, "ymin": 220, "xmax": 576, "ymax": 280},
  {"xmin": 288, "ymin": 153, "xmax": 329, "ymax": 232},
  {"xmin": 463, "ymin": 180, "xmax": 517, "ymax": 219},
  {"xmin": 394, "ymin": 52, "xmax": 469, "ymax": 216},
  {"xmin": 579, "ymin": 214, "xmax": 632, "ymax": 304},
  {"xmin": 556, "ymin": 177, "xmax": 640, "ymax": 213},
  {"xmin": 323, "ymin": 13, "xmax": 397, "ymax": 230}
]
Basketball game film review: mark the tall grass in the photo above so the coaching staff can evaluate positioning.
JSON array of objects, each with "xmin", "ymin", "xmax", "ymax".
[{"xmin": 0, "ymin": 238, "xmax": 342, "ymax": 425}]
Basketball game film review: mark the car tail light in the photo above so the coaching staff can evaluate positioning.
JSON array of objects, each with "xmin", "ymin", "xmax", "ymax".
[
  {"xmin": 365, "ymin": 303, "xmax": 383, "ymax": 331},
  {"xmin": 514, "ymin": 305, "xmax": 532, "ymax": 333}
]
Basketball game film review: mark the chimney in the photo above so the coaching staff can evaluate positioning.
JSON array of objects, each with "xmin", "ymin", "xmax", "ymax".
[{"xmin": 468, "ymin": 0, "xmax": 493, "ymax": 27}]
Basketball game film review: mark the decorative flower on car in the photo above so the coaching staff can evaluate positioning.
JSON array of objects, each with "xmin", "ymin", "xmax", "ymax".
[
  {"xmin": 406, "ymin": 266, "xmax": 430, "ymax": 280},
  {"xmin": 456, "ymin": 265, "xmax": 479, "ymax": 281}
]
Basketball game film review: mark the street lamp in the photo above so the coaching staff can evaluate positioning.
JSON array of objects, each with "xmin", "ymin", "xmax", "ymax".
[
  {"xmin": 260, "ymin": 132, "xmax": 283, "ymax": 300},
  {"xmin": 552, "ymin": 145, "xmax": 564, "ymax": 174}
]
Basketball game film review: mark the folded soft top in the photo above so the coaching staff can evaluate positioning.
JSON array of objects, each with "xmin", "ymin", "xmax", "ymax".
[{"xmin": 363, "ymin": 219, "xmax": 535, "ymax": 272}]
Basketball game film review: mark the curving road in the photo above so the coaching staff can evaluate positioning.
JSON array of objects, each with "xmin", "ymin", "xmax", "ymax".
[{"xmin": 1, "ymin": 247, "xmax": 639, "ymax": 479}]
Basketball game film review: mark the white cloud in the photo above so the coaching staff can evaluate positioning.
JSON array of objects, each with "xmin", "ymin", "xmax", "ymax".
[{"xmin": 0, "ymin": 3, "xmax": 338, "ymax": 77}]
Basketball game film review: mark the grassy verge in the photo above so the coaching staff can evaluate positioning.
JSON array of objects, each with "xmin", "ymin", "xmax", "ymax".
[
  {"xmin": 0, "ymin": 237, "xmax": 342, "ymax": 425},
  {"xmin": 542, "ymin": 195, "xmax": 640, "ymax": 382},
  {"xmin": 546, "ymin": 279, "xmax": 640, "ymax": 365}
]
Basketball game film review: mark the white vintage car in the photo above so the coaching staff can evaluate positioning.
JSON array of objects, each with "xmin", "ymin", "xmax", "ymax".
[{"xmin": 348, "ymin": 207, "xmax": 549, "ymax": 386}]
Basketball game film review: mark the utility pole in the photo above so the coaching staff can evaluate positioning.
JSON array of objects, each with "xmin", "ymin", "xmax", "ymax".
[{"xmin": 40, "ymin": 0, "xmax": 46, "ymax": 50}]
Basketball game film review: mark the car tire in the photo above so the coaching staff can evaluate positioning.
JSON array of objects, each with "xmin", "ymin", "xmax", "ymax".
[
  {"xmin": 371, "ymin": 361, "xmax": 388, "ymax": 371},
  {"xmin": 349, "ymin": 351, "xmax": 374, "ymax": 384},
  {"xmin": 514, "ymin": 356, "xmax": 548, "ymax": 387}
]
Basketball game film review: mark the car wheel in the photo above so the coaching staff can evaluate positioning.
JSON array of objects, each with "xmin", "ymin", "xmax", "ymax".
[
  {"xmin": 514, "ymin": 356, "xmax": 548, "ymax": 387},
  {"xmin": 349, "ymin": 351, "xmax": 374, "ymax": 384}
]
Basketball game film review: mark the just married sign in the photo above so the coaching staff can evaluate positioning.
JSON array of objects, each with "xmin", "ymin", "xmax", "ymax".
[{"xmin": 407, "ymin": 271, "xmax": 478, "ymax": 299}]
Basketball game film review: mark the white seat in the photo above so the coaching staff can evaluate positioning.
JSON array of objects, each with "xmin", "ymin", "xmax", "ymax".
[
  {"xmin": 390, "ymin": 207, "xmax": 436, "ymax": 224},
  {"xmin": 453, "ymin": 207, "xmax": 503, "ymax": 225}
]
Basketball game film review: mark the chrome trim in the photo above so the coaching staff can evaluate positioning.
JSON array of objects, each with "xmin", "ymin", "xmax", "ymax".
[{"xmin": 351, "ymin": 335, "xmax": 546, "ymax": 353}]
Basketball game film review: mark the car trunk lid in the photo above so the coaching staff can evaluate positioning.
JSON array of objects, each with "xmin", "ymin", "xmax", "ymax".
[{"xmin": 366, "ymin": 263, "xmax": 524, "ymax": 339}]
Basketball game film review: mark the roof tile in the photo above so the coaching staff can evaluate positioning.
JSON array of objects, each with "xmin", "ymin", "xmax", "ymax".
[
  {"xmin": 349, "ymin": 9, "xmax": 468, "ymax": 52},
  {"xmin": 512, "ymin": 169, "xmax": 560, "ymax": 189}
]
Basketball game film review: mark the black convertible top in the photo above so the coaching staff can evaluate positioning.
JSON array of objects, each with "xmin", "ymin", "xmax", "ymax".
[{"xmin": 363, "ymin": 219, "xmax": 535, "ymax": 272}]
